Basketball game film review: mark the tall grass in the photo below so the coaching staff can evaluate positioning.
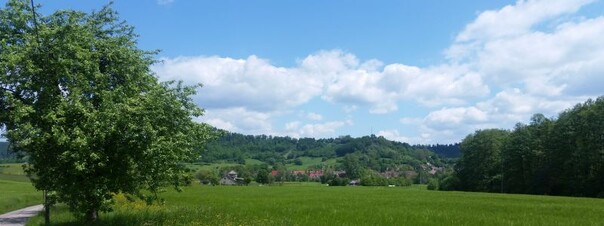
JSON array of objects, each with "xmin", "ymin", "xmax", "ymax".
[{"xmin": 26, "ymin": 184, "xmax": 604, "ymax": 225}]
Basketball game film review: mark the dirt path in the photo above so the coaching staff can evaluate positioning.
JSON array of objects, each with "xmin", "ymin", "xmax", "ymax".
[{"xmin": 0, "ymin": 205, "xmax": 43, "ymax": 226}]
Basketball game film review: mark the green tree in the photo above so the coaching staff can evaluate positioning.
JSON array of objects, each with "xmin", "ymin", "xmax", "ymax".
[
  {"xmin": 501, "ymin": 114, "xmax": 552, "ymax": 194},
  {"xmin": 195, "ymin": 170, "xmax": 219, "ymax": 185},
  {"xmin": 0, "ymin": 1, "xmax": 214, "ymax": 222},
  {"xmin": 255, "ymin": 168, "xmax": 272, "ymax": 184},
  {"xmin": 546, "ymin": 98, "xmax": 604, "ymax": 196},
  {"xmin": 447, "ymin": 97, "xmax": 603, "ymax": 197},
  {"xmin": 341, "ymin": 154, "xmax": 364, "ymax": 179},
  {"xmin": 456, "ymin": 129, "xmax": 509, "ymax": 192}
]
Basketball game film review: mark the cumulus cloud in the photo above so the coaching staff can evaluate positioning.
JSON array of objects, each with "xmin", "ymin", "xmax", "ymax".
[
  {"xmin": 393, "ymin": 0, "xmax": 604, "ymax": 143},
  {"xmin": 199, "ymin": 107, "xmax": 274, "ymax": 135},
  {"xmin": 476, "ymin": 17, "xmax": 604, "ymax": 89},
  {"xmin": 376, "ymin": 130, "xmax": 411, "ymax": 143},
  {"xmin": 424, "ymin": 107, "xmax": 488, "ymax": 128},
  {"xmin": 447, "ymin": 0, "xmax": 604, "ymax": 98},
  {"xmin": 376, "ymin": 129, "xmax": 431, "ymax": 144},
  {"xmin": 152, "ymin": 55, "xmax": 323, "ymax": 111},
  {"xmin": 318, "ymin": 53, "xmax": 490, "ymax": 110},
  {"xmin": 153, "ymin": 0, "xmax": 604, "ymax": 143},
  {"xmin": 284, "ymin": 120, "xmax": 353, "ymax": 138},
  {"xmin": 408, "ymin": 89, "xmax": 592, "ymax": 143},
  {"xmin": 299, "ymin": 120, "xmax": 352, "ymax": 137},
  {"xmin": 453, "ymin": 0, "xmax": 593, "ymax": 43},
  {"xmin": 397, "ymin": 65, "xmax": 490, "ymax": 106},
  {"xmin": 153, "ymin": 50, "xmax": 490, "ymax": 115}
]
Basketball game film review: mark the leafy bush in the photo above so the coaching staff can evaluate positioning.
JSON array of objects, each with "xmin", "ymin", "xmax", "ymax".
[
  {"xmin": 438, "ymin": 175, "xmax": 461, "ymax": 191},
  {"xmin": 427, "ymin": 178, "xmax": 439, "ymax": 190}
]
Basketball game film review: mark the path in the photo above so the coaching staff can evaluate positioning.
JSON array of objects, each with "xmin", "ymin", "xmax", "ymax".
[{"xmin": 0, "ymin": 205, "xmax": 43, "ymax": 226}]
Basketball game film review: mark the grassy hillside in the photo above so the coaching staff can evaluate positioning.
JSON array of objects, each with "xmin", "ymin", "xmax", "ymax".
[
  {"xmin": 27, "ymin": 184, "xmax": 604, "ymax": 225},
  {"xmin": 285, "ymin": 156, "xmax": 338, "ymax": 170}
]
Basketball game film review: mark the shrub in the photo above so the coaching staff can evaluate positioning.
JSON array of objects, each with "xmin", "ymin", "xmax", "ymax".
[
  {"xmin": 427, "ymin": 178, "xmax": 439, "ymax": 190},
  {"xmin": 438, "ymin": 175, "xmax": 461, "ymax": 191}
]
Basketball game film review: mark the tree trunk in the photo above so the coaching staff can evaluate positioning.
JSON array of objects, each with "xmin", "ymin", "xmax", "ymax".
[{"xmin": 86, "ymin": 208, "xmax": 98, "ymax": 223}]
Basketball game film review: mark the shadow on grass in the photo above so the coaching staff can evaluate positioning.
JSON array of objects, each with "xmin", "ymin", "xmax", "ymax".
[
  {"xmin": 30, "ymin": 206, "xmax": 171, "ymax": 226},
  {"xmin": 45, "ymin": 215, "xmax": 169, "ymax": 226}
]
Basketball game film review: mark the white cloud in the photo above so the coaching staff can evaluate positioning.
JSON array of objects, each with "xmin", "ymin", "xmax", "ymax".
[
  {"xmin": 377, "ymin": 130, "xmax": 410, "ymax": 143},
  {"xmin": 299, "ymin": 50, "xmax": 360, "ymax": 74},
  {"xmin": 153, "ymin": 0, "xmax": 604, "ymax": 143},
  {"xmin": 391, "ymin": 0, "xmax": 604, "ymax": 143},
  {"xmin": 425, "ymin": 106, "xmax": 488, "ymax": 128},
  {"xmin": 152, "ymin": 55, "xmax": 323, "ymax": 111},
  {"xmin": 454, "ymin": 0, "xmax": 593, "ymax": 43},
  {"xmin": 154, "ymin": 50, "xmax": 489, "ymax": 116},
  {"xmin": 284, "ymin": 120, "xmax": 353, "ymax": 138},
  {"xmin": 316, "ymin": 51, "xmax": 490, "ymax": 111},
  {"xmin": 285, "ymin": 121, "xmax": 301, "ymax": 131},
  {"xmin": 307, "ymin": 112, "xmax": 323, "ymax": 121},
  {"xmin": 376, "ymin": 129, "xmax": 431, "ymax": 144},
  {"xmin": 413, "ymin": 89, "xmax": 592, "ymax": 143},
  {"xmin": 199, "ymin": 107, "xmax": 274, "ymax": 135},
  {"xmin": 299, "ymin": 120, "xmax": 351, "ymax": 137},
  {"xmin": 446, "ymin": 0, "xmax": 604, "ymax": 100},
  {"xmin": 399, "ymin": 65, "xmax": 490, "ymax": 106},
  {"xmin": 476, "ymin": 17, "xmax": 604, "ymax": 88}
]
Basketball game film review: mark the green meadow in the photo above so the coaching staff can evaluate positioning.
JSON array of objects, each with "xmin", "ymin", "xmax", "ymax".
[
  {"xmin": 0, "ymin": 164, "xmax": 42, "ymax": 214},
  {"xmin": 187, "ymin": 157, "xmax": 339, "ymax": 172},
  {"xmin": 25, "ymin": 183, "xmax": 604, "ymax": 226},
  {"xmin": 3, "ymin": 163, "xmax": 604, "ymax": 225},
  {"xmin": 285, "ymin": 157, "xmax": 338, "ymax": 170}
]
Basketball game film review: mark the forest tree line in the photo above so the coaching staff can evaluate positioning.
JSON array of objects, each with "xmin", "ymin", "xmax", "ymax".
[{"xmin": 439, "ymin": 97, "xmax": 604, "ymax": 198}]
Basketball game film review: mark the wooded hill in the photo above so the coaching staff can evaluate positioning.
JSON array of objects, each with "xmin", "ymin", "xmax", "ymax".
[
  {"xmin": 0, "ymin": 142, "xmax": 16, "ymax": 160},
  {"xmin": 413, "ymin": 143, "xmax": 460, "ymax": 158},
  {"xmin": 202, "ymin": 133, "xmax": 459, "ymax": 174}
]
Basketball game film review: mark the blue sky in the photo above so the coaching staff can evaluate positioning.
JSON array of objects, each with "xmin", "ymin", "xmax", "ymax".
[{"xmin": 24, "ymin": 0, "xmax": 604, "ymax": 144}]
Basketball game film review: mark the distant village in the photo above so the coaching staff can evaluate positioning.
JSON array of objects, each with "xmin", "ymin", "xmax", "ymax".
[{"xmin": 214, "ymin": 163, "xmax": 443, "ymax": 186}]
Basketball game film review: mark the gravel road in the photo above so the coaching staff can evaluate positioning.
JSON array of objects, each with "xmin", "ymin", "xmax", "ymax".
[{"xmin": 0, "ymin": 205, "xmax": 43, "ymax": 226}]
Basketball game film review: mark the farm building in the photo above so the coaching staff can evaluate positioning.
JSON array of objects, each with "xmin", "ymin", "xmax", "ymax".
[{"xmin": 220, "ymin": 170, "xmax": 244, "ymax": 185}]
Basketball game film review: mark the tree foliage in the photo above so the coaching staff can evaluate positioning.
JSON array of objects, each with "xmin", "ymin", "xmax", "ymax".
[
  {"xmin": 195, "ymin": 170, "xmax": 219, "ymax": 185},
  {"xmin": 413, "ymin": 143, "xmax": 461, "ymax": 158},
  {"xmin": 255, "ymin": 168, "xmax": 273, "ymax": 184},
  {"xmin": 456, "ymin": 129, "xmax": 509, "ymax": 192},
  {"xmin": 0, "ymin": 0, "xmax": 214, "ymax": 221},
  {"xmin": 203, "ymin": 133, "xmax": 447, "ymax": 176},
  {"xmin": 449, "ymin": 97, "xmax": 604, "ymax": 197}
]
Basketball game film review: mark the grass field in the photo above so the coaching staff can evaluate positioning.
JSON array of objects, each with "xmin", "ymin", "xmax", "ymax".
[
  {"xmin": 0, "ymin": 164, "xmax": 42, "ymax": 214},
  {"xmin": 26, "ymin": 183, "xmax": 604, "ymax": 226},
  {"xmin": 0, "ymin": 163, "xmax": 27, "ymax": 175},
  {"xmin": 187, "ymin": 159, "xmax": 270, "ymax": 172},
  {"xmin": 285, "ymin": 157, "xmax": 338, "ymax": 170},
  {"xmin": 188, "ymin": 157, "xmax": 340, "ymax": 172}
]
